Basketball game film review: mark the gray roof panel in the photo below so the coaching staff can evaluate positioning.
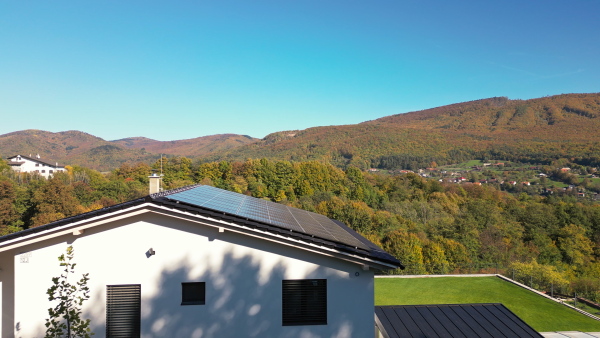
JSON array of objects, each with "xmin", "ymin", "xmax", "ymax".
[{"xmin": 375, "ymin": 304, "xmax": 542, "ymax": 338}]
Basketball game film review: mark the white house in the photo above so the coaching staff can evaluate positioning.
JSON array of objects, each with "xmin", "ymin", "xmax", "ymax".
[
  {"xmin": 5, "ymin": 154, "xmax": 66, "ymax": 178},
  {"xmin": 0, "ymin": 183, "xmax": 402, "ymax": 338}
]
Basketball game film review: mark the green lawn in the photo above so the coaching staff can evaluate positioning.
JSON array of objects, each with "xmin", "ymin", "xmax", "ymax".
[
  {"xmin": 375, "ymin": 276, "xmax": 600, "ymax": 332},
  {"xmin": 546, "ymin": 178, "xmax": 569, "ymax": 188},
  {"xmin": 462, "ymin": 160, "xmax": 483, "ymax": 167}
]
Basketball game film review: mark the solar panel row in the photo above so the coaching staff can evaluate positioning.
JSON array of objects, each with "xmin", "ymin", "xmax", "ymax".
[{"xmin": 167, "ymin": 185, "xmax": 368, "ymax": 250}]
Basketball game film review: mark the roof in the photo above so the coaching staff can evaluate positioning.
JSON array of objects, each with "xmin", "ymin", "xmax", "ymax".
[
  {"xmin": 7, "ymin": 154, "xmax": 65, "ymax": 168},
  {"xmin": 375, "ymin": 304, "xmax": 542, "ymax": 338},
  {"xmin": 0, "ymin": 184, "xmax": 402, "ymax": 269}
]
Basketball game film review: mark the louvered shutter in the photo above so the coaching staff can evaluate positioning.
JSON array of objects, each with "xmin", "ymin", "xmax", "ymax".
[
  {"xmin": 282, "ymin": 279, "xmax": 327, "ymax": 326},
  {"xmin": 106, "ymin": 284, "xmax": 141, "ymax": 337}
]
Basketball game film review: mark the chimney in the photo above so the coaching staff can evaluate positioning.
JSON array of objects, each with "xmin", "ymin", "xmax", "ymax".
[{"xmin": 148, "ymin": 172, "xmax": 162, "ymax": 194}]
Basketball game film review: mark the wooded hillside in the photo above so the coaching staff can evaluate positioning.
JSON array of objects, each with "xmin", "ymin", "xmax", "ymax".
[
  {"xmin": 204, "ymin": 93, "xmax": 600, "ymax": 169},
  {"xmin": 0, "ymin": 130, "xmax": 256, "ymax": 171},
  {"xmin": 2, "ymin": 93, "xmax": 599, "ymax": 172},
  {"xmin": 1, "ymin": 157, "xmax": 598, "ymax": 302}
]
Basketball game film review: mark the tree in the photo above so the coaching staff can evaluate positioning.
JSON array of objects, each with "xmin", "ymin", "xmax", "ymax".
[
  {"xmin": 45, "ymin": 246, "xmax": 93, "ymax": 338},
  {"xmin": 382, "ymin": 230, "xmax": 426, "ymax": 275},
  {"xmin": 422, "ymin": 241, "xmax": 450, "ymax": 274},
  {"xmin": 0, "ymin": 180, "xmax": 22, "ymax": 235},
  {"xmin": 30, "ymin": 174, "xmax": 81, "ymax": 226},
  {"xmin": 557, "ymin": 224, "xmax": 594, "ymax": 268}
]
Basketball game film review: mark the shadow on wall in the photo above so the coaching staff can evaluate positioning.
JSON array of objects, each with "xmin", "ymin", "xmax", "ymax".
[{"xmin": 88, "ymin": 251, "xmax": 356, "ymax": 338}]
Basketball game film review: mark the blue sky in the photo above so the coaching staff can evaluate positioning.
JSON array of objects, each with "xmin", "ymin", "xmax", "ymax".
[{"xmin": 1, "ymin": 1, "xmax": 598, "ymax": 141}]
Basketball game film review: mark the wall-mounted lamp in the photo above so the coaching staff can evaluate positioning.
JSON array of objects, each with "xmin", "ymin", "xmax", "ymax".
[{"xmin": 146, "ymin": 248, "xmax": 156, "ymax": 258}]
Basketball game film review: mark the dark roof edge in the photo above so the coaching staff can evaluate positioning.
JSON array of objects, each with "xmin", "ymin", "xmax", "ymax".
[
  {"xmin": 153, "ymin": 197, "xmax": 402, "ymax": 269},
  {"xmin": 0, "ymin": 184, "xmax": 402, "ymax": 269},
  {"xmin": 331, "ymin": 219, "xmax": 403, "ymax": 269},
  {"xmin": 0, "ymin": 197, "xmax": 147, "ymax": 244}
]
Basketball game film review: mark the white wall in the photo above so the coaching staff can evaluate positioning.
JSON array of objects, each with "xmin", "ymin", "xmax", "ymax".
[
  {"xmin": 4, "ymin": 213, "xmax": 375, "ymax": 338},
  {"xmin": 0, "ymin": 254, "xmax": 14, "ymax": 338},
  {"xmin": 9, "ymin": 157, "xmax": 65, "ymax": 178}
]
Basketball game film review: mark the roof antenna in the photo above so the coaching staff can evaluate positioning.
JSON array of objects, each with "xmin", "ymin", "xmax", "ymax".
[{"xmin": 160, "ymin": 154, "xmax": 164, "ymax": 192}]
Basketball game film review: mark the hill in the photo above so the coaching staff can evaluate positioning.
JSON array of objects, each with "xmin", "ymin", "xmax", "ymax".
[
  {"xmin": 203, "ymin": 93, "xmax": 600, "ymax": 169},
  {"xmin": 0, "ymin": 130, "xmax": 256, "ymax": 171},
  {"xmin": 111, "ymin": 134, "xmax": 257, "ymax": 157},
  {"xmin": 375, "ymin": 276, "xmax": 600, "ymax": 332},
  {"xmin": 2, "ymin": 93, "xmax": 600, "ymax": 171}
]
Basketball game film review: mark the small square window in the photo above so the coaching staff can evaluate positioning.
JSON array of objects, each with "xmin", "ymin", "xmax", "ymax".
[
  {"xmin": 49, "ymin": 170, "xmax": 53, "ymax": 173},
  {"xmin": 35, "ymin": 163, "xmax": 39, "ymax": 167},
  {"xmin": 181, "ymin": 282, "xmax": 205, "ymax": 305},
  {"xmin": 41, "ymin": 170, "xmax": 46, "ymax": 173},
  {"xmin": 282, "ymin": 279, "xmax": 327, "ymax": 326}
]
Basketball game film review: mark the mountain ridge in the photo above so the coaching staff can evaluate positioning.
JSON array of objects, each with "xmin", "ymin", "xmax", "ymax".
[
  {"xmin": 201, "ymin": 93, "xmax": 600, "ymax": 168},
  {"xmin": 0, "ymin": 130, "xmax": 257, "ymax": 171},
  {"xmin": 2, "ymin": 93, "xmax": 600, "ymax": 171}
]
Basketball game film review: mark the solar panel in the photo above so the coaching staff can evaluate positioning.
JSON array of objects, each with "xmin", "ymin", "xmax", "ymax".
[{"xmin": 166, "ymin": 185, "xmax": 369, "ymax": 250}]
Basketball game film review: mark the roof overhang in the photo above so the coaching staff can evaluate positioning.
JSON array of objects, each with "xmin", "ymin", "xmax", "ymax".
[{"xmin": 0, "ymin": 202, "xmax": 398, "ymax": 271}]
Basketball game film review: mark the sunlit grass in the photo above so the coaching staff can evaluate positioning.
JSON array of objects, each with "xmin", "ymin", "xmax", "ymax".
[{"xmin": 375, "ymin": 276, "xmax": 600, "ymax": 332}]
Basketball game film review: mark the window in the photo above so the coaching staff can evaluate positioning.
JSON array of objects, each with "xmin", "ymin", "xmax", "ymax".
[
  {"xmin": 35, "ymin": 163, "xmax": 39, "ymax": 167},
  {"xmin": 106, "ymin": 284, "xmax": 141, "ymax": 337},
  {"xmin": 282, "ymin": 279, "xmax": 327, "ymax": 326},
  {"xmin": 181, "ymin": 282, "xmax": 205, "ymax": 305},
  {"xmin": 49, "ymin": 170, "xmax": 53, "ymax": 173},
  {"xmin": 41, "ymin": 170, "xmax": 45, "ymax": 173}
]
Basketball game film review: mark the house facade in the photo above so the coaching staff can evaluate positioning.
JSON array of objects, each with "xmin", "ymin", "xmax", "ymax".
[
  {"xmin": 0, "ymin": 185, "xmax": 401, "ymax": 338},
  {"xmin": 6, "ymin": 154, "xmax": 66, "ymax": 178}
]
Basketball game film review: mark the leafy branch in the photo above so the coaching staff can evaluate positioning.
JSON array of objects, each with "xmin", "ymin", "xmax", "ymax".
[{"xmin": 45, "ymin": 245, "xmax": 93, "ymax": 338}]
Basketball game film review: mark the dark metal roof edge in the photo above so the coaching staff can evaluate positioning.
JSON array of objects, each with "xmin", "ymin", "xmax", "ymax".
[
  {"xmin": 481, "ymin": 302, "xmax": 544, "ymax": 337},
  {"xmin": 0, "ymin": 197, "xmax": 148, "ymax": 244},
  {"xmin": 0, "ymin": 184, "xmax": 402, "ymax": 268},
  {"xmin": 331, "ymin": 218, "xmax": 403, "ymax": 269}
]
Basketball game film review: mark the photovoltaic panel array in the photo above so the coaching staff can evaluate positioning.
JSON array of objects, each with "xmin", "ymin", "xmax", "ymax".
[{"xmin": 167, "ymin": 185, "xmax": 369, "ymax": 250}]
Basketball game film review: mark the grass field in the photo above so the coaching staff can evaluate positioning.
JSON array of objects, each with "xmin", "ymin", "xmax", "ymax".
[{"xmin": 375, "ymin": 276, "xmax": 600, "ymax": 332}]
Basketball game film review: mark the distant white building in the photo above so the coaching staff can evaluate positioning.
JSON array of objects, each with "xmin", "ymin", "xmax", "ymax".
[{"xmin": 5, "ymin": 154, "xmax": 66, "ymax": 178}]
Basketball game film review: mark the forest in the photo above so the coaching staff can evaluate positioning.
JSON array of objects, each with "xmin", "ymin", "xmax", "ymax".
[{"xmin": 0, "ymin": 156, "xmax": 599, "ymax": 302}]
